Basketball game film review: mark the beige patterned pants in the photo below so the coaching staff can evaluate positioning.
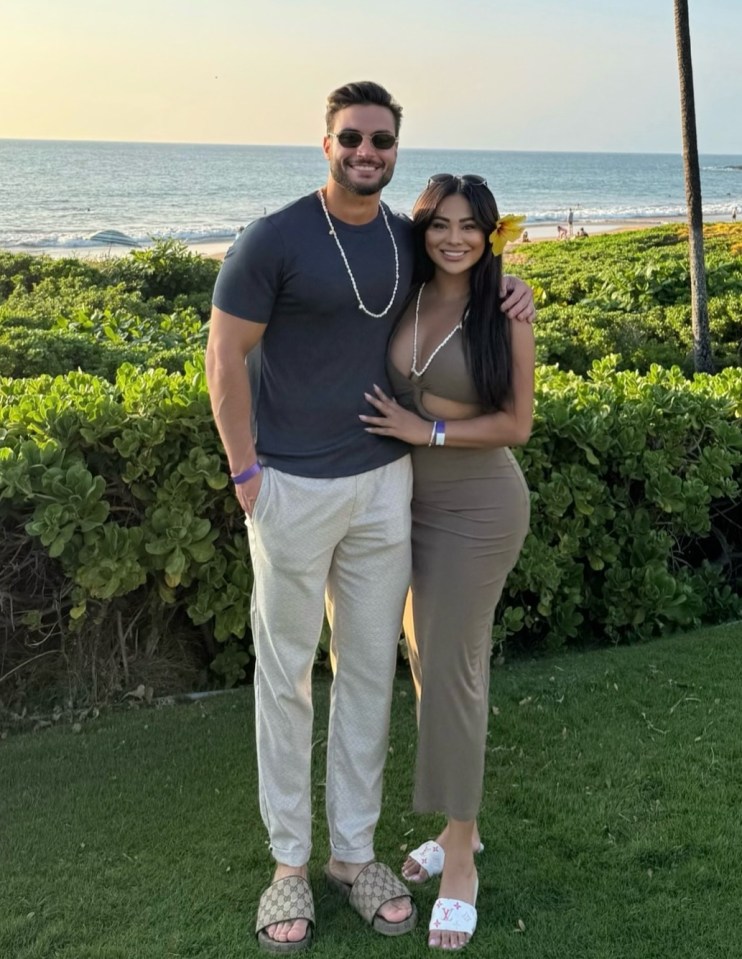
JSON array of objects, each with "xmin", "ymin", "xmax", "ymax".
[{"xmin": 246, "ymin": 456, "xmax": 412, "ymax": 867}]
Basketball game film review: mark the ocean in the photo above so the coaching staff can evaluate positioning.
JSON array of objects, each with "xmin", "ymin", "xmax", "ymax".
[{"xmin": 1, "ymin": 139, "xmax": 741, "ymax": 251}]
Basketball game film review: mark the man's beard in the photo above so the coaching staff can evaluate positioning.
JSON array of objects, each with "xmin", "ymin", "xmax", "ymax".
[{"xmin": 329, "ymin": 157, "xmax": 394, "ymax": 196}]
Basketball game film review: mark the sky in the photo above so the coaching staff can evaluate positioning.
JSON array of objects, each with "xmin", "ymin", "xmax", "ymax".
[{"xmin": 2, "ymin": 0, "xmax": 740, "ymax": 154}]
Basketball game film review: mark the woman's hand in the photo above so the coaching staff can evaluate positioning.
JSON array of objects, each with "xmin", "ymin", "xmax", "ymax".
[
  {"xmin": 359, "ymin": 384, "xmax": 432, "ymax": 445},
  {"xmin": 500, "ymin": 275, "xmax": 536, "ymax": 323}
]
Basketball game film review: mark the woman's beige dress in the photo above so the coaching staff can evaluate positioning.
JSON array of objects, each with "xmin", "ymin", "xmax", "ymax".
[{"xmin": 388, "ymin": 330, "xmax": 530, "ymax": 821}]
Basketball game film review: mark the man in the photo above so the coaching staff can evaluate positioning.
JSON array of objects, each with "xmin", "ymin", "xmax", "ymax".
[{"xmin": 205, "ymin": 81, "xmax": 534, "ymax": 952}]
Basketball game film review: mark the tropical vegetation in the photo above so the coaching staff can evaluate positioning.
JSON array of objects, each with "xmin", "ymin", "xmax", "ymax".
[{"xmin": 1, "ymin": 228, "xmax": 741, "ymax": 704}]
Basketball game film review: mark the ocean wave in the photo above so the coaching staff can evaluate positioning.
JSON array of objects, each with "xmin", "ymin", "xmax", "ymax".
[
  {"xmin": 517, "ymin": 202, "xmax": 737, "ymax": 223},
  {"xmin": 0, "ymin": 226, "xmax": 244, "ymax": 250}
]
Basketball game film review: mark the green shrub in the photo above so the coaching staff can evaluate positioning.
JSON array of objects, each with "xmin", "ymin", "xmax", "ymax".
[
  {"xmin": 0, "ymin": 362, "xmax": 248, "ymax": 698},
  {"xmin": 0, "ymin": 252, "xmax": 103, "ymax": 301},
  {"xmin": 1, "ymin": 234, "xmax": 741, "ymax": 701},
  {"xmin": 495, "ymin": 358, "xmax": 742, "ymax": 651},
  {"xmin": 0, "ymin": 244, "xmax": 212, "ymax": 379},
  {"xmin": 515, "ymin": 223, "xmax": 742, "ymax": 373},
  {"xmin": 2, "ymin": 359, "xmax": 741, "ymax": 703},
  {"xmin": 0, "ymin": 328, "xmax": 190, "ymax": 379},
  {"xmin": 98, "ymin": 239, "xmax": 220, "ymax": 311}
]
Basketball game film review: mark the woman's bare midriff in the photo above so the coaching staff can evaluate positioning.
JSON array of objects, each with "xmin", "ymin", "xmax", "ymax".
[{"xmin": 418, "ymin": 393, "xmax": 481, "ymax": 421}]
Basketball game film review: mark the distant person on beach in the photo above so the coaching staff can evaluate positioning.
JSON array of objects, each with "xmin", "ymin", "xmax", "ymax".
[
  {"xmin": 205, "ymin": 80, "xmax": 535, "ymax": 953},
  {"xmin": 359, "ymin": 173, "xmax": 533, "ymax": 948},
  {"xmin": 521, "ymin": 229, "xmax": 530, "ymax": 242},
  {"xmin": 576, "ymin": 226, "xmax": 589, "ymax": 238},
  {"xmin": 568, "ymin": 207, "xmax": 574, "ymax": 236},
  {"xmin": 733, "ymin": 205, "xmax": 738, "ymax": 222},
  {"xmin": 557, "ymin": 224, "xmax": 568, "ymax": 240}
]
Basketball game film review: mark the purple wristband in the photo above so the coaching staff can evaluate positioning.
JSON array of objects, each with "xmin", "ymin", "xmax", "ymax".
[{"xmin": 231, "ymin": 462, "xmax": 262, "ymax": 485}]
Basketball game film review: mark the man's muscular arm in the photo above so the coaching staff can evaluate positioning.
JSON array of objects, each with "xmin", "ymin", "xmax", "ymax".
[{"xmin": 205, "ymin": 305, "xmax": 266, "ymax": 516}]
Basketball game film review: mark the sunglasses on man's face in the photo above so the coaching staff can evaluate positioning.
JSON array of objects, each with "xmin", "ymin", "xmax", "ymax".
[
  {"xmin": 427, "ymin": 174, "xmax": 488, "ymax": 187},
  {"xmin": 329, "ymin": 130, "xmax": 398, "ymax": 150}
]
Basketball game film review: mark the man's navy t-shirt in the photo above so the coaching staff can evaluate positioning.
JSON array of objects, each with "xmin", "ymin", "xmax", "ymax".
[{"xmin": 212, "ymin": 193, "xmax": 414, "ymax": 478}]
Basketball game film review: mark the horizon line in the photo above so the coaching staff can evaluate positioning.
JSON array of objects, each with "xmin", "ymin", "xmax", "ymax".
[{"xmin": 2, "ymin": 136, "xmax": 741, "ymax": 158}]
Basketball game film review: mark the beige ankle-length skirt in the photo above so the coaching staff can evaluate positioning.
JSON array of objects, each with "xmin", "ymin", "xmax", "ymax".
[{"xmin": 404, "ymin": 444, "xmax": 530, "ymax": 821}]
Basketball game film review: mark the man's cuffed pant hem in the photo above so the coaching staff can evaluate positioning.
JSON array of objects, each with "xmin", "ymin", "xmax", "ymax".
[
  {"xmin": 329, "ymin": 842, "xmax": 375, "ymax": 865},
  {"xmin": 270, "ymin": 844, "xmax": 312, "ymax": 868}
]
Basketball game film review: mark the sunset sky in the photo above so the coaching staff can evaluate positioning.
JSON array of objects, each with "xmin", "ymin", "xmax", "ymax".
[{"xmin": 3, "ymin": 0, "xmax": 740, "ymax": 154}]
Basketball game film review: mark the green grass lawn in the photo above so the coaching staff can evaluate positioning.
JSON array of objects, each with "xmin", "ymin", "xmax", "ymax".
[{"xmin": 3, "ymin": 624, "xmax": 742, "ymax": 959}]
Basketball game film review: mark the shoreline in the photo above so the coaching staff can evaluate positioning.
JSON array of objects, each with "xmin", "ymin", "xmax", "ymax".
[
  {"xmin": 506, "ymin": 215, "xmax": 679, "ymax": 245},
  {"xmin": 1, "ymin": 214, "xmax": 736, "ymax": 261}
]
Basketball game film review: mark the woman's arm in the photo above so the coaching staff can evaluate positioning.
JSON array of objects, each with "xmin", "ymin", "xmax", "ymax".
[{"xmin": 361, "ymin": 319, "xmax": 535, "ymax": 449}]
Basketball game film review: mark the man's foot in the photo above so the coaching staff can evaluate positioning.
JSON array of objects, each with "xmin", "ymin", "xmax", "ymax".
[
  {"xmin": 262, "ymin": 863, "xmax": 311, "ymax": 945},
  {"xmin": 328, "ymin": 858, "xmax": 414, "ymax": 925},
  {"xmin": 428, "ymin": 858, "xmax": 478, "ymax": 950},
  {"xmin": 402, "ymin": 826, "xmax": 483, "ymax": 884}
]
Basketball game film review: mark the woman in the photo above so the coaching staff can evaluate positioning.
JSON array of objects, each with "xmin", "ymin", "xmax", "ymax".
[{"xmin": 360, "ymin": 174, "xmax": 534, "ymax": 949}]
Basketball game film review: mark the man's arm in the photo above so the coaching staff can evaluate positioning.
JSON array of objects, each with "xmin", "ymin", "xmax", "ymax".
[
  {"xmin": 500, "ymin": 274, "xmax": 536, "ymax": 323},
  {"xmin": 205, "ymin": 305, "xmax": 266, "ymax": 515}
]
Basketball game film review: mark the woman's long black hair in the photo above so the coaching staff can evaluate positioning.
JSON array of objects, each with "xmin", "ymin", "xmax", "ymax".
[{"xmin": 411, "ymin": 176, "xmax": 512, "ymax": 412}]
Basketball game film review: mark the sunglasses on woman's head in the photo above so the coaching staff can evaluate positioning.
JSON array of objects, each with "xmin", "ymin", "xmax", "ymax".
[
  {"xmin": 427, "ymin": 174, "xmax": 488, "ymax": 187},
  {"xmin": 329, "ymin": 130, "xmax": 399, "ymax": 150}
]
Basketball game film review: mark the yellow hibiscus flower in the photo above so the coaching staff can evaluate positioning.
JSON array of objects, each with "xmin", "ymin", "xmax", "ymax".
[{"xmin": 489, "ymin": 214, "xmax": 527, "ymax": 255}]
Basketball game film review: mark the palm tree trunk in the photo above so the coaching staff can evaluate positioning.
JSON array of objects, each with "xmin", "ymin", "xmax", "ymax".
[{"xmin": 674, "ymin": 0, "xmax": 713, "ymax": 373}]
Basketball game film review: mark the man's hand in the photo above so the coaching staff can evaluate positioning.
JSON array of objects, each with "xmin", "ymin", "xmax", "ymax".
[
  {"xmin": 234, "ymin": 470, "xmax": 263, "ymax": 518},
  {"xmin": 500, "ymin": 275, "xmax": 536, "ymax": 323}
]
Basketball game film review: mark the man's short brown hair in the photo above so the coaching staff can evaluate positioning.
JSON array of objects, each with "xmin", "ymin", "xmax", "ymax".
[{"xmin": 325, "ymin": 81, "xmax": 403, "ymax": 136}]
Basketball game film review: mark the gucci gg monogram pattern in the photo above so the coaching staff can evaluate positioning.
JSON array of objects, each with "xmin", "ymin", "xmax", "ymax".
[
  {"xmin": 255, "ymin": 875, "xmax": 315, "ymax": 936},
  {"xmin": 348, "ymin": 862, "xmax": 412, "ymax": 924}
]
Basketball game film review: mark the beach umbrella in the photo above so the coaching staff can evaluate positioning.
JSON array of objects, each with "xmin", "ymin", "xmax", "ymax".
[{"xmin": 89, "ymin": 229, "xmax": 141, "ymax": 249}]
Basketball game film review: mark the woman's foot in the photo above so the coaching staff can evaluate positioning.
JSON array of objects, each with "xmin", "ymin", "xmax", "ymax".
[
  {"xmin": 428, "ymin": 856, "xmax": 478, "ymax": 950},
  {"xmin": 402, "ymin": 824, "xmax": 482, "ymax": 883},
  {"xmin": 263, "ymin": 863, "xmax": 311, "ymax": 945}
]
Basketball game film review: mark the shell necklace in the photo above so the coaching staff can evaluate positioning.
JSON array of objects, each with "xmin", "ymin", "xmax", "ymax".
[
  {"xmin": 410, "ymin": 283, "xmax": 465, "ymax": 378},
  {"xmin": 317, "ymin": 188, "xmax": 400, "ymax": 318}
]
